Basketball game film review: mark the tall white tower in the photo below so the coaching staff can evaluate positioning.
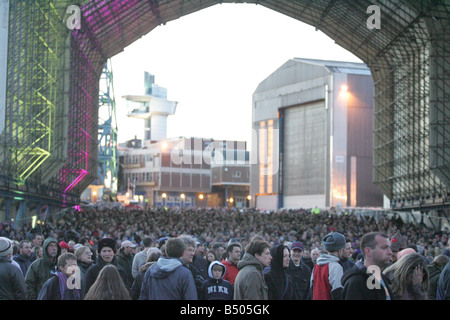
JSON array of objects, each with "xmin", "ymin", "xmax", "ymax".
[{"xmin": 123, "ymin": 72, "xmax": 177, "ymax": 143}]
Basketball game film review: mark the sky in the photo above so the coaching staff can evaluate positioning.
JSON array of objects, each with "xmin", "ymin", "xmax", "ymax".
[{"xmin": 109, "ymin": 3, "xmax": 362, "ymax": 148}]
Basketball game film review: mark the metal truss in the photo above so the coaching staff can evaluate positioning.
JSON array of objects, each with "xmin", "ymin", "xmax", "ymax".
[{"xmin": 97, "ymin": 60, "xmax": 118, "ymax": 195}]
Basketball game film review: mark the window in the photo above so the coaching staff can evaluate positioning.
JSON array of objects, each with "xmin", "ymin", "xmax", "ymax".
[{"xmin": 232, "ymin": 170, "xmax": 241, "ymax": 178}]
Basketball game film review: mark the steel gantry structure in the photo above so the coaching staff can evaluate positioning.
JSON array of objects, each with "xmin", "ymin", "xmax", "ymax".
[
  {"xmin": 96, "ymin": 60, "xmax": 118, "ymax": 198},
  {"xmin": 0, "ymin": 0, "xmax": 448, "ymax": 224}
]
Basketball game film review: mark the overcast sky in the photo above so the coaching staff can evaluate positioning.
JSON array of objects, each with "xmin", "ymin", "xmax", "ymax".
[{"xmin": 109, "ymin": 3, "xmax": 362, "ymax": 148}]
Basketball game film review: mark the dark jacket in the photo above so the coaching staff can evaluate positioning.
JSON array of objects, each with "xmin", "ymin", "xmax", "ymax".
[
  {"xmin": 340, "ymin": 257, "xmax": 356, "ymax": 273},
  {"xmin": 436, "ymin": 262, "xmax": 450, "ymax": 300},
  {"xmin": 342, "ymin": 261, "xmax": 393, "ymax": 300},
  {"xmin": 83, "ymin": 255, "xmax": 129, "ymax": 295},
  {"xmin": 139, "ymin": 257, "xmax": 198, "ymax": 300},
  {"xmin": 201, "ymin": 261, "xmax": 233, "ymax": 300},
  {"xmin": 264, "ymin": 245, "xmax": 294, "ymax": 300},
  {"xmin": 116, "ymin": 248, "xmax": 134, "ymax": 289},
  {"xmin": 427, "ymin": 263, "xmax": 444, "ymax": 300},
  {"xmin": 184, "ymin": 261, "xmax": 205, "ymax": 298},
  {"xmin": 286, "ymin": 259, "xmax": 311, "ymax": 300},
  {"xmin": 13, "ymin": 253, "xmax": 36, "ymax": 278},
  {"xmin": 130, "ymin": 260, "xmax": 156, "ymax": 300},
  {"xmin": 192, "ymin": 255, "xmax": 209, "ymax": 280},
  {"xmin": 301, "ymin": 256, "xmax": 314, "ymax": 271},
  {"xmin": 24, "ymin": 237, "xmax": 61, "ymax": 300},
  {"xmin": 77, "ymin": 260, "xmax": 92, "ymax": 280},
  {"xmin": 37, "ymin": 273, "xmax": 83, "ymax": 300},
  {"xmin": 0, "ymin": 256, "xmax": 27, "ymax": 300}
]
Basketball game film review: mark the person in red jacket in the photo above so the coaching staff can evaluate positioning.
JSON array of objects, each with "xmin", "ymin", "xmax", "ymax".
[
  {"xmin": 311, "ymin": 232, "xmax": 346, "ymax": 300},
  {"xmin": 221, "ymin": 242, "xmax": 242, "ymax": 286}
]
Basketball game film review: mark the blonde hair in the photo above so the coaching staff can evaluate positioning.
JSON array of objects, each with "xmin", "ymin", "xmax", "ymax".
[
  {"xmin": 383, "ymin": 253, "xmax": 428, "ymax": 298},
  {"xmin": 74, "ymin": 245, "xmax": 89, "ymax": 261}
]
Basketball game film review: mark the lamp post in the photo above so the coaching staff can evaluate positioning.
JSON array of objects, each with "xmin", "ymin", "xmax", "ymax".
[
  {"xmin": 180, "ymin": 193, "xmax": 185, "ymax": 208},
  {"xmin": 162, "ymin": 192, "xmax": 167, "ymax": 207}
]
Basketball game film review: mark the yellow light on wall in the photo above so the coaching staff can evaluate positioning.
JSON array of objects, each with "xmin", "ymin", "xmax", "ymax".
[
  {"xmin": 339, "ymin": 84, "xmax": 350, "ymax": 99},
  {"xmin": 247, "ymin": 195, "xmax": 251, "ymax": 200},
  {"xmin": 180, "ymin": 193, "xmax": 185, "ymax": 199},
  {"xmin": 198, "ymin": 194, "xmax": 204, "ymax": 200},
  {"xmin": 229, "ymin": 198, "xmax": 234, "ymax": 203},
  {"xmin": 162, "ymin": 193, "xmax": 167, "ymax": 198}
]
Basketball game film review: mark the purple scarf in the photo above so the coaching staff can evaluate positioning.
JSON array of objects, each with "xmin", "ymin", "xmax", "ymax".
[{"xmin": 57, "ymin": 272, "xmax": 81, "ymax": 300}]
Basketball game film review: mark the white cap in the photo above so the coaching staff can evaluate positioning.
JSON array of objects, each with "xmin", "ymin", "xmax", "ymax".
[{"xmin": 121, "ymin": 240, "xmax": 137, "ymax": 248}]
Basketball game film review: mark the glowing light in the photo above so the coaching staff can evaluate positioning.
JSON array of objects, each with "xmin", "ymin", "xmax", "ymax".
[
  {"xmin": 64, "ymin": 170, "xmax": 88, "ymax": 193},
  {"xmin": 180, "ymin": 193, "xmax": 185, "ymax": 199},
  {"xmin": 31, "ymin": 216, "xmax": 37, "ymax": 229},
  {"xmin": 198, "ymin": 194, "xmax": 204, "ymax": 200},
  {"xmin": 340, "ymin": 85, "xmax": 348, "ymax": 92},
  {"xmin": 162, "ymin": 193, "xmax": 167, "ymax": 198},
  {"xmin": 247, "ymin": 195, "xmax": 251, "ymax": 200}
]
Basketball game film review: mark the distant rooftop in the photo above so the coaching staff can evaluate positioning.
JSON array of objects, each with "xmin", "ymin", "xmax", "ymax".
[{"xmin": 294, "ymin": 58, "xmax": 371, "ymax": 75}]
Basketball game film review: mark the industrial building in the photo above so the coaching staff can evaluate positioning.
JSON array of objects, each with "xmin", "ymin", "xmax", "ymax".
[
  {"xmin": 118, "ymin": 137, "xmax": 249, "ymax": 208},
  {"xmin": 251, "ymin": 58, "xmax": 384, "ymax": 210}
]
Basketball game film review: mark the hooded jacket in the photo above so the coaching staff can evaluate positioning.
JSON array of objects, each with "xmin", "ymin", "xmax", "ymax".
[
  {"xmin": 342, "ymin": 260, "xmax": 393, "ymax": 300},
  {"xmin": 201, "ymin": 261, "xmax": 233, "ymax": 300},
  {"xmin": 139, "ymin": 257, "xmax": 197, "ymax": 300},
  {"xmin": 234, "ymin": 253, "xmax": 268, "ymax": 300},
  {"xmin": 264, "ymin": 245, "xmax": 294, "ymax": 300},
  {"xmin": 311, "ymin": 253, "xmax": 344, "ymax": 300},
  {"xmin": 25, "ymin": 237, "xmax": 61, "ymax": 300}
]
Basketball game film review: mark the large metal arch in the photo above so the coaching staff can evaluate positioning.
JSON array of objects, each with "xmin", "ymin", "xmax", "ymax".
[{"xmin": 1, "ymin": 0, "xmax": 449, "ymax": 210}]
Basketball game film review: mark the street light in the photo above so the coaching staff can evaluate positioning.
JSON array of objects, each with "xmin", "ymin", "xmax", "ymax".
[
  {"xmin": 162, "ymin": 192, "xmax": 167, "ymax": 207},
  {"xmin": 180, "ymin": 193, "xmax": 185, "ymax": 208}
]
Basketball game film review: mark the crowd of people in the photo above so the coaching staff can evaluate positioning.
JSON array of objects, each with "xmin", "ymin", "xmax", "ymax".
[{"xmin": 0, "ymin": 205, "xmax": 449, "ymax": 300}]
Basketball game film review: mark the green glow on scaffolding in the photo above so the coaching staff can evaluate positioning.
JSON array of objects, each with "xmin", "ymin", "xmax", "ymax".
[{"xmin": 4, "ymin": 1, "xmax": 70, "ymax": 185}]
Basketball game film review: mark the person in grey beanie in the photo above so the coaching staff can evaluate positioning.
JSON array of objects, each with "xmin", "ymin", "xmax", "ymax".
[
  {"xmin": 0, "ymin": 237, "xmax": 27, "ymax": 299},
  {"xmin": 310, "ymin": 232, "xmax": 346, "ymax": 300}
]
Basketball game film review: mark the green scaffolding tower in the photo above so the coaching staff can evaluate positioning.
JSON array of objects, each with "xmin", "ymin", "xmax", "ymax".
[{"xmin": 96, "ymin": 60, "xmax": 118, "ymax": 199}]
